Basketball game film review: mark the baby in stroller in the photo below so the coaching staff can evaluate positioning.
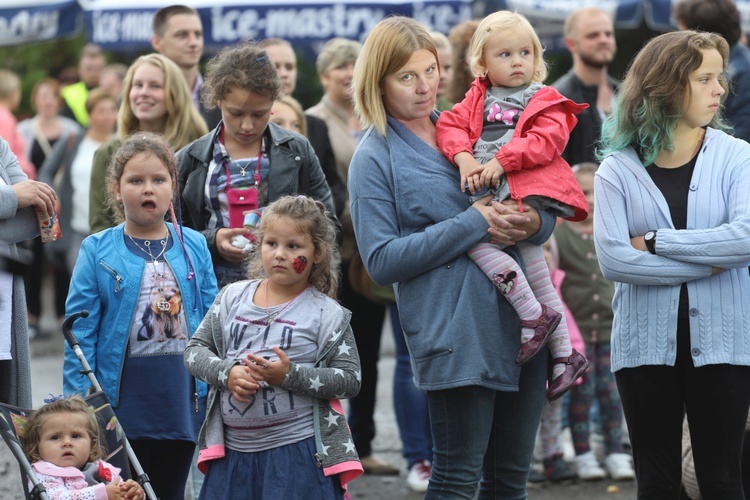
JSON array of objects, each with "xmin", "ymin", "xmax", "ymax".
[{"xmin": 23, "ymin": 395, "xmax": 143, "ymax": 500}]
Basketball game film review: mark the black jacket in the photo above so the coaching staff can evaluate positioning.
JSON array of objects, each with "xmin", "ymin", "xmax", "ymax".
[
  {"xmin": 552, "ymin": 70, "xmax": 619, "ymax": 166},
  {"xmin": 175, "ymin": 121, "xmax": 339, "ymax": 265}
]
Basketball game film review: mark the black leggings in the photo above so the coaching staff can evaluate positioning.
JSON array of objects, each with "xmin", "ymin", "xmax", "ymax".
[
  {"xmin": 128, "ymin": 439, "xmax": 195, "ymax": 500},
  {"xmin": 616, "ymin": 316, "xmax": 750, "ymax": 500},
  {"xmin": 339, "ymin": 263, "xmax": 385, "ymax": 458}
]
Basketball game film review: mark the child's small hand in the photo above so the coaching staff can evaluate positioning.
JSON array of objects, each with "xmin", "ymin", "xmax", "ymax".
[
  {"xmin": 216, "ymin": 227, "xmax": 251, "ymax": 264},
  {"xmin": 245, "ymin": 346, "xmax": 291, "ymax": 386},
  {"xmin": 454, "ymin": 152, "xmax": 484, "ymax": 194},
  {"xmin": 119, "ymin": 479, "xmax": 144, "ymax": 500},
  {"xmin": 105, "ymin": 480, "xmax": 128, "ymax": 499},
  {"xmin": 479, "ymin": 158, "xmax": 505, "ymax": 188},
  {"xmin": 228, "ymin": 364, "xmax": 260, "ymax": 402}
]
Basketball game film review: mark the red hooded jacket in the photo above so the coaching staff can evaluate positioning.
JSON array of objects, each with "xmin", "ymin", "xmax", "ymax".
[{"xmin": 436, "ymin": 78, "xmax": 589, "ymax": 221}]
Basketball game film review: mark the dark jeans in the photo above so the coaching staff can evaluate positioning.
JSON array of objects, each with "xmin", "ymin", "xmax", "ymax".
[
  {"xmin": 340, "ymin": 264, "xmax": 385, "ymax": 458},
  {"xmin": 425, "ymin": 351, "xmax": 547, "ymax": 499},
  {"xmin": 23, "ymin": 238, "xmax": 69, "ymax": 319},
  {"xmin": 616, "ymin": 316, "xmax": 750, "ymax": 500}
]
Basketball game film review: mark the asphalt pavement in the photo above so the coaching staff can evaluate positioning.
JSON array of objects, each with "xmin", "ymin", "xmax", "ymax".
[{"xmin": 0, "ymin": 301, "xmax": 637, "ymax": 499}]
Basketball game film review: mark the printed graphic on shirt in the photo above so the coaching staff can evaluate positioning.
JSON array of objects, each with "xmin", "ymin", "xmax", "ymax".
[
  {"xmin": 474, "ymin": 87, "xmax": 526, "ymax": 164},
  {"xmin": 128, "ymin": 261, "xmax": 189, "ymax": 357},
  {"xmin": 220, "ymin": 292, "xmax": 317, "ymax": 435}
]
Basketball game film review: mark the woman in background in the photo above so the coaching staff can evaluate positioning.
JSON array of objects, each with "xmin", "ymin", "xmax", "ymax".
[
  {"xmin": 18, "ymin": 78, "xmax": 82, "ymax": 338},
  {"xmin": 89, "ymin": 53, "xmax": 207, "ymax": 233},
  {"xmin": 0, "ymin": 136, "xmax": 57, "ymax": 408}
]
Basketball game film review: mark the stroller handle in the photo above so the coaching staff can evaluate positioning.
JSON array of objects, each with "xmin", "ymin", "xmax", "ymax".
[{"xmin": 62, "ymin": 310, "xmax": 89, "ymax": 348}]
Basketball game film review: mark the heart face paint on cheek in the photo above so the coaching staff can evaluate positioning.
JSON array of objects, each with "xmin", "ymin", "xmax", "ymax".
[{"xmin": 293, "ymin": 256, "xmax": 308, "ymax": 274}]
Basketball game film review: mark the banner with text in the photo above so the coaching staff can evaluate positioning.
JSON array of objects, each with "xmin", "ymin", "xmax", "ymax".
[
  {"xmin": 0, "ymin": 0, "xmax": 80, "ymax": 47},
  {"xmin": 82, "ymin": 0, "xmax": 472, "ymax": 53}
]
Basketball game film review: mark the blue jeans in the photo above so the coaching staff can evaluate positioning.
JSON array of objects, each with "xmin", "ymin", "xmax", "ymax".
[
  {"xmin": 389, "ymin": 302, "xmax": 433, "ymax": 469},
  {"xmin": 425, "ymin": 352, "xmax": 547, "ymax": 499}
]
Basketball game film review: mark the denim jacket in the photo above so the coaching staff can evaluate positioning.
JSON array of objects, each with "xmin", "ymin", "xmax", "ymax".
[{"xmin": 63, "ymin": 223, "xmax": 219, "ymax": 406}]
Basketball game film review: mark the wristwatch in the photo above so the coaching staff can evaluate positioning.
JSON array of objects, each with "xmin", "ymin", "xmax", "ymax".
[{"xmin": 644, "ymin": 230, "xmax": 657, "ymax": 255}]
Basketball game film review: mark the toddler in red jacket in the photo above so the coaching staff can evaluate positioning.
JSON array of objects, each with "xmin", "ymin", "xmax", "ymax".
[{"xmin": 436, "ymin": 10, "xmax": 588, "ymax": 401}]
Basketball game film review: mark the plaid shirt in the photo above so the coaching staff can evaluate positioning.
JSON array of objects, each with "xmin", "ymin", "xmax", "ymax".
[{"xmin": 205, "ymin": 132, "xmax": 269, "ymax": 229}]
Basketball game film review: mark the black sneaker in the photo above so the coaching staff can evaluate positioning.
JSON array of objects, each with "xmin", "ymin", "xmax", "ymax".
[{"xmin": 544, "ymin": 454, "xmax": 577, "ymax": 483}]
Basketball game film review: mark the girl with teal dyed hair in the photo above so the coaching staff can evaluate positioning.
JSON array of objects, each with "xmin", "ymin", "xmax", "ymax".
[{"xmin": 594, "ymin": 30, "xmax": 750, "ymax": 498}]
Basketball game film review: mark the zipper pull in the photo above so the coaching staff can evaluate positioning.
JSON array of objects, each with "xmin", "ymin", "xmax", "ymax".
[
  {"xmin": 315, "ymin": 453, "xmax": 322, "ymax": 468},
  {"xmin": 194, "ymin": 391, "xmax": 199, "ymax": 412}
]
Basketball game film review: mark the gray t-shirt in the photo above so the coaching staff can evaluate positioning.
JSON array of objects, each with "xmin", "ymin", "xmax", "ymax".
[
  {"xmin": 220, "ymin": 281, "xmax": 319, "ymax": 452},
  {"xmin": 473, "ymin": 82, "xmax": 544, "ymax": 164}
]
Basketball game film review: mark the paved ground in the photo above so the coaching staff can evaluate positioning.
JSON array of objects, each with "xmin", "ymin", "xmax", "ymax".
[{"xmin": 0, "ymin": 300, "xmax": 637, "ymax": 499}]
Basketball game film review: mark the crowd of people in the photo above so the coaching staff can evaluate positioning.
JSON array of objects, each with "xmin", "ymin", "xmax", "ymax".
[{"xmin": 1, "ymin": 0, "xmax": 750, "ymax": 498}]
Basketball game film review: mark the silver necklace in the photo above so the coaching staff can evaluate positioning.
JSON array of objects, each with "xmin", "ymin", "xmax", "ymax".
[
  {"xmin": 127, "ymin": 233, "xmax": 170, "ymax": 287},
  {"xmin": 127, "ymin": 233, "xmax": 168, "ymax": 264}
]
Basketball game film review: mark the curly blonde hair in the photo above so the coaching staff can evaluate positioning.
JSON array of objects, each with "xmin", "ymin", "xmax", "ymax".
[
  {"xmin": 468, "ymin": 10, "xmax": 547, "ymax": 83},
  {"xmin": 246, "ymin": 195, "xmax": 340, "ymax": 298}
]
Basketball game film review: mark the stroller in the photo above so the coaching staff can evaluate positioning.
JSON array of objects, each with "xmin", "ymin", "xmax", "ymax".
[{"xmin": 0, "ymin": 311, "xmax": 157, "ymax": 500}]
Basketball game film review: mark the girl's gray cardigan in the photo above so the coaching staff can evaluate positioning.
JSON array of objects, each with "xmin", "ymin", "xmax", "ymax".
[
  {"xmin": 594, "ymin": 128, "xmax": 750, "ymax": 371},
  {"xmin": 184, "ymin": 280, "xmax": 363, "ymax": 486}
]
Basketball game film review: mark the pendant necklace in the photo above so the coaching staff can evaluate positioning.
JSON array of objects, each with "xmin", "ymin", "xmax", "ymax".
[
  {"xmin": 237, "ymin": 138, "xmax": 264, "ymax": 178},
  {"xmin": 263, "ymin": 279, "xmax": 304, "ymax": 325},
  {"xmin": 127, "ymin": 233, "xmax": 173, "ymax": 312}
]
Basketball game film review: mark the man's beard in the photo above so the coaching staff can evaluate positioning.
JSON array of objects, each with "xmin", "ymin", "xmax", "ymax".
[{"xmin": 579, "ymin": 49, "xmax": 614, "ymax": 70}]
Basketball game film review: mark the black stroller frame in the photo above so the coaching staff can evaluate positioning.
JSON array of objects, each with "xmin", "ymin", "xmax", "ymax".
[{"xmin": 0, "ymin": 311, "xmax": 158, "ymax": 500}]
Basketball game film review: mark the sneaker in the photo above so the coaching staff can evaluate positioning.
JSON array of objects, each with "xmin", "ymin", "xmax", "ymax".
[
  {"xmin": 406, "ymin": 460, "xmax": 431, "ymax": 492},
  {"xmin": 544, "ymin": 454, "xmax": 577, "ymax": 483},
  {"xmin": 575, "ymin": 451, "xmax": 606, "ymax": 481},
  {"xmin": 605, "ymin": 453, "xmax": 635, "ymax": 480},
  {"xmin": 360, "ymin": 455, "xmax": 399, "ymax": 476}
]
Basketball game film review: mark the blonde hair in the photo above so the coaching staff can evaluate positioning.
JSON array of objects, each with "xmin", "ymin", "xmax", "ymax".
[
  {"xmin": 468, "ymin": 11, "xmax": 547, "ymax": 83},
  {"xmin": 0, "ymin": 69, "xmax": 20, "ymax": 101},
  {"xmin": 316, "ymin": 38, "xmax": 361, "ymax": 75},
  {"xmin": 246, "ymin": 195, "xmax": 340, "ymax": 297},
  {"xmin": 274, "ymin": 96, "xmax": 307, "ymax": 137},
  {"xmin": 430, "ymin": 31, "xmax": 450, "ymax": 50},
  {"xmin": 23, "ymin": 395, "xmax": 104, "ymax": 464},
  {"xmin": 118, "ymin": 54, "xmax": 207, "ymax": 150},
  {"xmin": 353, "ymin": 16, "xmax": 438, "ymax": 135}
]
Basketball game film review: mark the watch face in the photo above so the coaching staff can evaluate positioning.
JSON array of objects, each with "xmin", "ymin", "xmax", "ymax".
[{"xmin": 645, "ymin": 231, "xmax": 655, "ymax": 241}]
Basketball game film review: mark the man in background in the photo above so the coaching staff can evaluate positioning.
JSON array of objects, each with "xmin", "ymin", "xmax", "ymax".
[
  {"xmin": 151, "ymin": 5, "xmax": 220, "ymax": 129},
  {"xmin": 553, "ymin": 7, "xmax": 618, "ymax": 165},
  {"xmin": 260, "ymin": 37, "xmax": 346, "ymax": 218},
  {"xmin": 61, "ymin": 44, "xmax": 106, "ymax": 127}
]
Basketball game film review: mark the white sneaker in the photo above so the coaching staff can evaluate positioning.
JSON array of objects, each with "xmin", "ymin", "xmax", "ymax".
[
  {"xmin": 407, "ymin": 459, "xmax": 431, "ymax": 492},
  {"xmin": 605, "ymin": 453, "xmax": 635, "ymax": 480},
  {"xmin": 575, "ymin": 451, "xmax": 606, "ymax": 480}
]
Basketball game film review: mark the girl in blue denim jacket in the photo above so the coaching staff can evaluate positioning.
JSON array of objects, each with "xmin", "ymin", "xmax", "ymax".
[{"xmin": 64, "ymin": 132, "xmax": 219, "ymax": 500}]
